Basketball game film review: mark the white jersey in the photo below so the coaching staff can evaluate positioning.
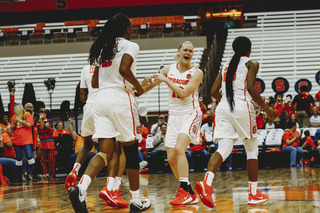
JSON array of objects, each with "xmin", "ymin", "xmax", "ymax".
[
  {"xmin": 80, "ymin": 65, "xmax": 99, "ymax": 104},
  {"xmin": 98, "ymin": 37, "xmax": 139, "ymax": 95},
  {"xmin": 220, "ymin": 56, "xmax": 252, "ymax": 103},
  {"xmin": 167, "ymin": 63, "xmax": 200, "ymax": 115}
]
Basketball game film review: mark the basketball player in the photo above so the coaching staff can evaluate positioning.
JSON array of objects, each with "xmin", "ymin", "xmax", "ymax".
[
  {"xmin": 68, "ymin": 13, "xmax": 151, "ymax": 213},
  {"xmin": 195, "ymin": 36, "xmax": 277, "ymax": 208},
  {"xmin": 143, "ymin": 41, "xmax": 203, "ymax": 205},
  {"xmin": 64, "ymin": 64, "xmax": 98, "ymax": 191}
]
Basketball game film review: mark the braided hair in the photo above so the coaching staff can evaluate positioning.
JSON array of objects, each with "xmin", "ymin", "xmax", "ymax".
[
  {"xmin": 226, "ymin": 36, "xmax": 251, "ymax": 111},
  {"xmin": 89, "ymin": 13, "xmax": 131, "ymax": 65}
]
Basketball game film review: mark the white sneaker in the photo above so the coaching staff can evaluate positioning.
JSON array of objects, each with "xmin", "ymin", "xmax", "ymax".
[
  {"xmin": 130, "ymin": 197, "xmax": 151, "ymax": 213},
  {"xmin": 139, "ymin": 161, "xmax": 148, "ymax": 169}
]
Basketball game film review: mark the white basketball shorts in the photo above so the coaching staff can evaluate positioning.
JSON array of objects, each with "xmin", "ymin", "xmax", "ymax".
[
  {"xmin": 80, "ymin": 103, "xmax": 95, "ymax": 137},
  {"xmin": 92, "ymin": 88, "xmax": 141, "ymax": 142},
  {"xmin": 165, "ymin": 108, "xmax": 202, "ymax": 148},
  {"xmin": 214, "ymin": 99, "xmax": 257, "ymax": 141}
]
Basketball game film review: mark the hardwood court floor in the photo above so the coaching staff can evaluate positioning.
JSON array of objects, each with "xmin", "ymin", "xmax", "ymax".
[{"xmin": 1, "ymin": 167, "xmax": 320, "ymax": 213}]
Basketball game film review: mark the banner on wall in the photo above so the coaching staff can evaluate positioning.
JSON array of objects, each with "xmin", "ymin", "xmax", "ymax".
[
  {"xmin": 294, "ymin": 78, "xmax": 312, "ymax": 93},
  {"xmin": 255, "ymin": 78, "xmax": 265, "ymax": 94},
  {"xmin": 272, "ymin": 77, "xmax": 289, "ymax": 94},
  {"xmin": 316, "ymin": 71, "xmax": 320, "ymax": 85}
]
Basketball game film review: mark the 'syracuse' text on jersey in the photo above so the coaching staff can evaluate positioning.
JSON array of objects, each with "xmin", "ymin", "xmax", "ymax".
[
  {"xmin": 80, "ymin": 65, "xmax": 99, "ymax": 104},
  {"xmin": 220, "ymin": 56, "xmax": 252, "ymax": 103},
  {"xmin": 98, "ymin": 37, "xmax": 139, "ymax": 95},
  {"xmin": 167, "ymin": 63, "xmax": 200, "ymax": 115}
]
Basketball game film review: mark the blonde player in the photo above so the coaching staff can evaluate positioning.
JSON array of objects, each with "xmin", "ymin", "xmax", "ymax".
[
  {"xmin": 68, "ymin": 13, "xmax": 150, "ymax": 213},
  {"xmin": 143, "ymin": 41, "xmax": 203, "ymax": 205},
  {"xmin": 195, "ymin": 36, "xmax": 277, "ymax": 208}
]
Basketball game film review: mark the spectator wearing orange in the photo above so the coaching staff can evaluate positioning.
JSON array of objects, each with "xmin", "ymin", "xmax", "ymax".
[
  {"xmin": 37, "ymin": 108, "xmax": 55, "ymax": 178},
  {"xmin": 1, "ymin": 128, "xmax": 15, "ymax": 159},
  {"xmin": 282, "ymin": 122, "xmax": 304, "ymax": 167},
  {"xmin": 274, "ymin": 93, "xmax": 285, "ymax": 117},
  {"xmin": 138, "ymin": 127, "xmax": 148, "ymax": 171},
  {"xmin": 10, "ymin": 104, "xmax": 36, "ymax": 181},
  {"xmin": 301, "ymin": 130, "xmax": 319, "ymax": 163},
  {"xmin": 0, "ymin": 114, "xmax": 10, "ymax": 134}
]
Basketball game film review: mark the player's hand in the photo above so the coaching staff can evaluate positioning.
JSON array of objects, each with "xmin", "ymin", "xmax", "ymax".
[
  {"xmin": 265, "ymin": 108, "xmax": 277, "ymax": 121},
  {"xmin": 68, "ymin": 117, "xmax": 73, "ymax": 123},
  {"xmin": 141, "ymin": 77, "xmax": 152, "ymax": 87},
  {"xmin": 153, "ymin": 73, "xmax": 167, "ymax": 83},
  {"xmin": 135, "ymin": 86, "xmax": 144, "ymax": 97}
]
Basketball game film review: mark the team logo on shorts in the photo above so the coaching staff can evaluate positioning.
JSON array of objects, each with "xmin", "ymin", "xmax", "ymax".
[
  {"xmin": 252, "ymin": 126, "xmax": 257, "ymax": 134},
  {"xmin": 136, "ymin": 126, "xmax": 141, "ymax": 134},
  {"xmin": 192, "ymin": 125, "xmax": 197, "ymax": 133},
  {"xmin": 186, "ymin": 74, "xmax": 192, "ymax": 79}
]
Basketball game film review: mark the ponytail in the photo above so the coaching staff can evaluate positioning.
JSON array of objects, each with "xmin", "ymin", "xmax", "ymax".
[
  {"xmin": 226, "ymin": 53, "xmax": 241, "ymax": 111},
  {"xmin": 226, "ymin": 36, "xmax": 252, "ymax": 111},
  {"xmin": 89, "ymin": 13, "xmax": 131, "ymax": 65}
]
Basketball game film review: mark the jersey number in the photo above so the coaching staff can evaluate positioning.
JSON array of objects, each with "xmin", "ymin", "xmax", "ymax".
[{"xmin": 172, "ymin": 87, "xmax": 184, "ymax": 99}]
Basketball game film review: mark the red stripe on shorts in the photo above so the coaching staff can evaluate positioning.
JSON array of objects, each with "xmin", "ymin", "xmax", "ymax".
[
  {"xmin": 246, "ymin": 102, "xmax": 252, "ymax": 138},
  {"xmin": 126, "ymin": 92, "xmax": 136, "ymax": 138},
  {"xmin": 188, "ymin": 110, "xmax": 199, "ymax": 135}
]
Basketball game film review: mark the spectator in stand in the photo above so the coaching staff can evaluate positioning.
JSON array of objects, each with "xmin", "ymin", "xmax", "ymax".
[
  {"xmin": 150, "ymin": 115, "xmax": 166, "ymax": 135},
  {"xmin": 22, "ymin": 102, "xmax": 39, "ymax": 180},
  {"xmin": 288, "ymin": 113, "xmax": 299, "ymax": 129},
  {"xmin": 292, "ymin": 85, "xmax": 315, "ymax": 128},
  {"xmin": 187, "ymin": 136, "xmax": 209, "ymax": 172},
  {"xmin": 1, "ymin": 128, "xmax": 15, "ymax": 159},
  {"xmin": 37, "ymin": 108, "xmax": 55, "ymax": 179},
  {"xmin": 0, "ymin": 131, "xmax": 17, "ymax": 182},
  {"xmin": 266, "ymin": 96, "xmax": 275, "ymax": 108},
  {"xmin": 224, "ymin": 16, "xmax": 235, "ymax": 29},
  {"xmin": 315, "ymin": 90, "xmax": 320, "ymax": 102},
  {"xmin": 151, "ymin": 123, "xmax": 167, "ymax": 172},
  {"xmin": 310, "ymin": 106, "xmax": 320, "ymax": 127},
  {"xmin": 277, "ymin": 111, "xmax": 289, "ymax": 129},
  {"xmin": 0, "ymin": 114, "xmax": 10, "ymax": 134},
  {"xmin": 67, "ymin": 117, "xmax": 95, "ymax": 176},
  {"xmin": 282, "ymin": 122, "xmax": 304, "ymax": 167},
  {"xmin": 53, "ymin": 121, "xmax": 72, "ymax": 173},
  {"xmin": 263, "ymin": 117, "xmax": 275, "ymax": 130},
  {"xmin": 201, "ymin": 117, "xmax": 213, "ymax": 144},
  {"xmin": 301, "ymin": 130, "xmax": 319, "ymax": 164},
  {"xmin": 255, "ymin": 106, "xmax": 265, "ymax": 129},
  {"xmin": 138, "ymin": 130, "xmax": 148, "ymax": 172},
  {"xmin": 9, "ymin": 104, "xmax": 36, "ymax": 181},
  {"xmin": 284, "ymin": 96, "xmax": 296, "ymax": 119},
  {"xmin": 274, "ymin": 93, "xmax": 285, "ymax": 117}
]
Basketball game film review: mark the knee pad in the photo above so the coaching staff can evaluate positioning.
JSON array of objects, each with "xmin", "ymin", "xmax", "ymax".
[
  {"xmin": 16, "ymin": 161, "xmax": 23, "ymax": 166},
  {"xmin": 97, "ymin": 152, "xmax": 108, "ymax": 166},
  {"xmin": 123, "ymin": 142, "xmax": 139, "ymax": 170},
  {"xmin": 27, "ymin": 158, "xmax": 35, "ymax": 165},
  {"xmin": 216, "ymin": 138, "xmax": 235, "ymax": 161},
  {"xmin": 243, "ymin": 137, "xmax": 258, "ymax": 160}
]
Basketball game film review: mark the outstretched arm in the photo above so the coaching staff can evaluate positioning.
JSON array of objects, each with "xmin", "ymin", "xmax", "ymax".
[
  {"xmin": 141, "ymin": 66, "xmax": 170, "ymax": 94},
  {"xmin": 153, "ymin": 68, "xmax": 203, "ymax": 99}
]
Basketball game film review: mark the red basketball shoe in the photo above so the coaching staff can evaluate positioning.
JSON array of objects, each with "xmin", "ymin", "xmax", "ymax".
[
  {"xmin": 170, "ymin": 188, "xmax": 193, "ymax": 205},
  {"xmin": 248, "ymin": 190, "xmax": 268, "ymax": 205},
  {"xmin": 64, "ymin": 170, "xmax": 77, "ymax": 190},
  {"xmin": 195, "ymin": 180, "xmax": 214, "ymax": 208}
]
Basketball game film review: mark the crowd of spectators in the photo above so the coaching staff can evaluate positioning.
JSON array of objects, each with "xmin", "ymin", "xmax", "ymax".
[{"xmin": 1, "ymin": 86, "xmax": 320, "ymax": 182}]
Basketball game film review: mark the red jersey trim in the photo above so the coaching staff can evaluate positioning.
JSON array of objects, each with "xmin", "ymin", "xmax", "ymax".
[{"xmin": 126, "ymin": 92, "xmax": 136, "ymax": 139}]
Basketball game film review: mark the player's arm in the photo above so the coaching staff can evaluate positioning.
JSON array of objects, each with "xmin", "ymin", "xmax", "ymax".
[
  {"xmin": 120, "ymin": 54, "xmax": 144, "ymax": 96},
  {"xmin": 68, "ymin": 117, "xmax": 78, "ymax": 141},
  {"xmin": 142, "ymin": 66, "xmax": 170, "ymax": 94},
  {"xmin": 91, "ymin": 66, "xmax": 99, "ymax": 89},
  {"xmin": 246, "ymin": 60, "xmax": 277, "ymax": 120},
  {"xmin": 80, "ymin": 88, "xmax": 88, "ymax": 103},
  {"xmin": 210, "ymin": 68, "xmax": 222, "ymax": 102},
  {"xmin": 154, "ymin": 68, "xmax": 203, "ymax": 99}
]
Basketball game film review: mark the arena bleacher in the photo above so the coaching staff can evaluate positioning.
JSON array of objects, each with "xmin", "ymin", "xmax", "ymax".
[
  {"xmin": 222, "ymin": 9, "xmax": 320, "ymax": 98},
  {"xmin": 0, "ymin": 47, "xmax": 204, "ymax": 112}
]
